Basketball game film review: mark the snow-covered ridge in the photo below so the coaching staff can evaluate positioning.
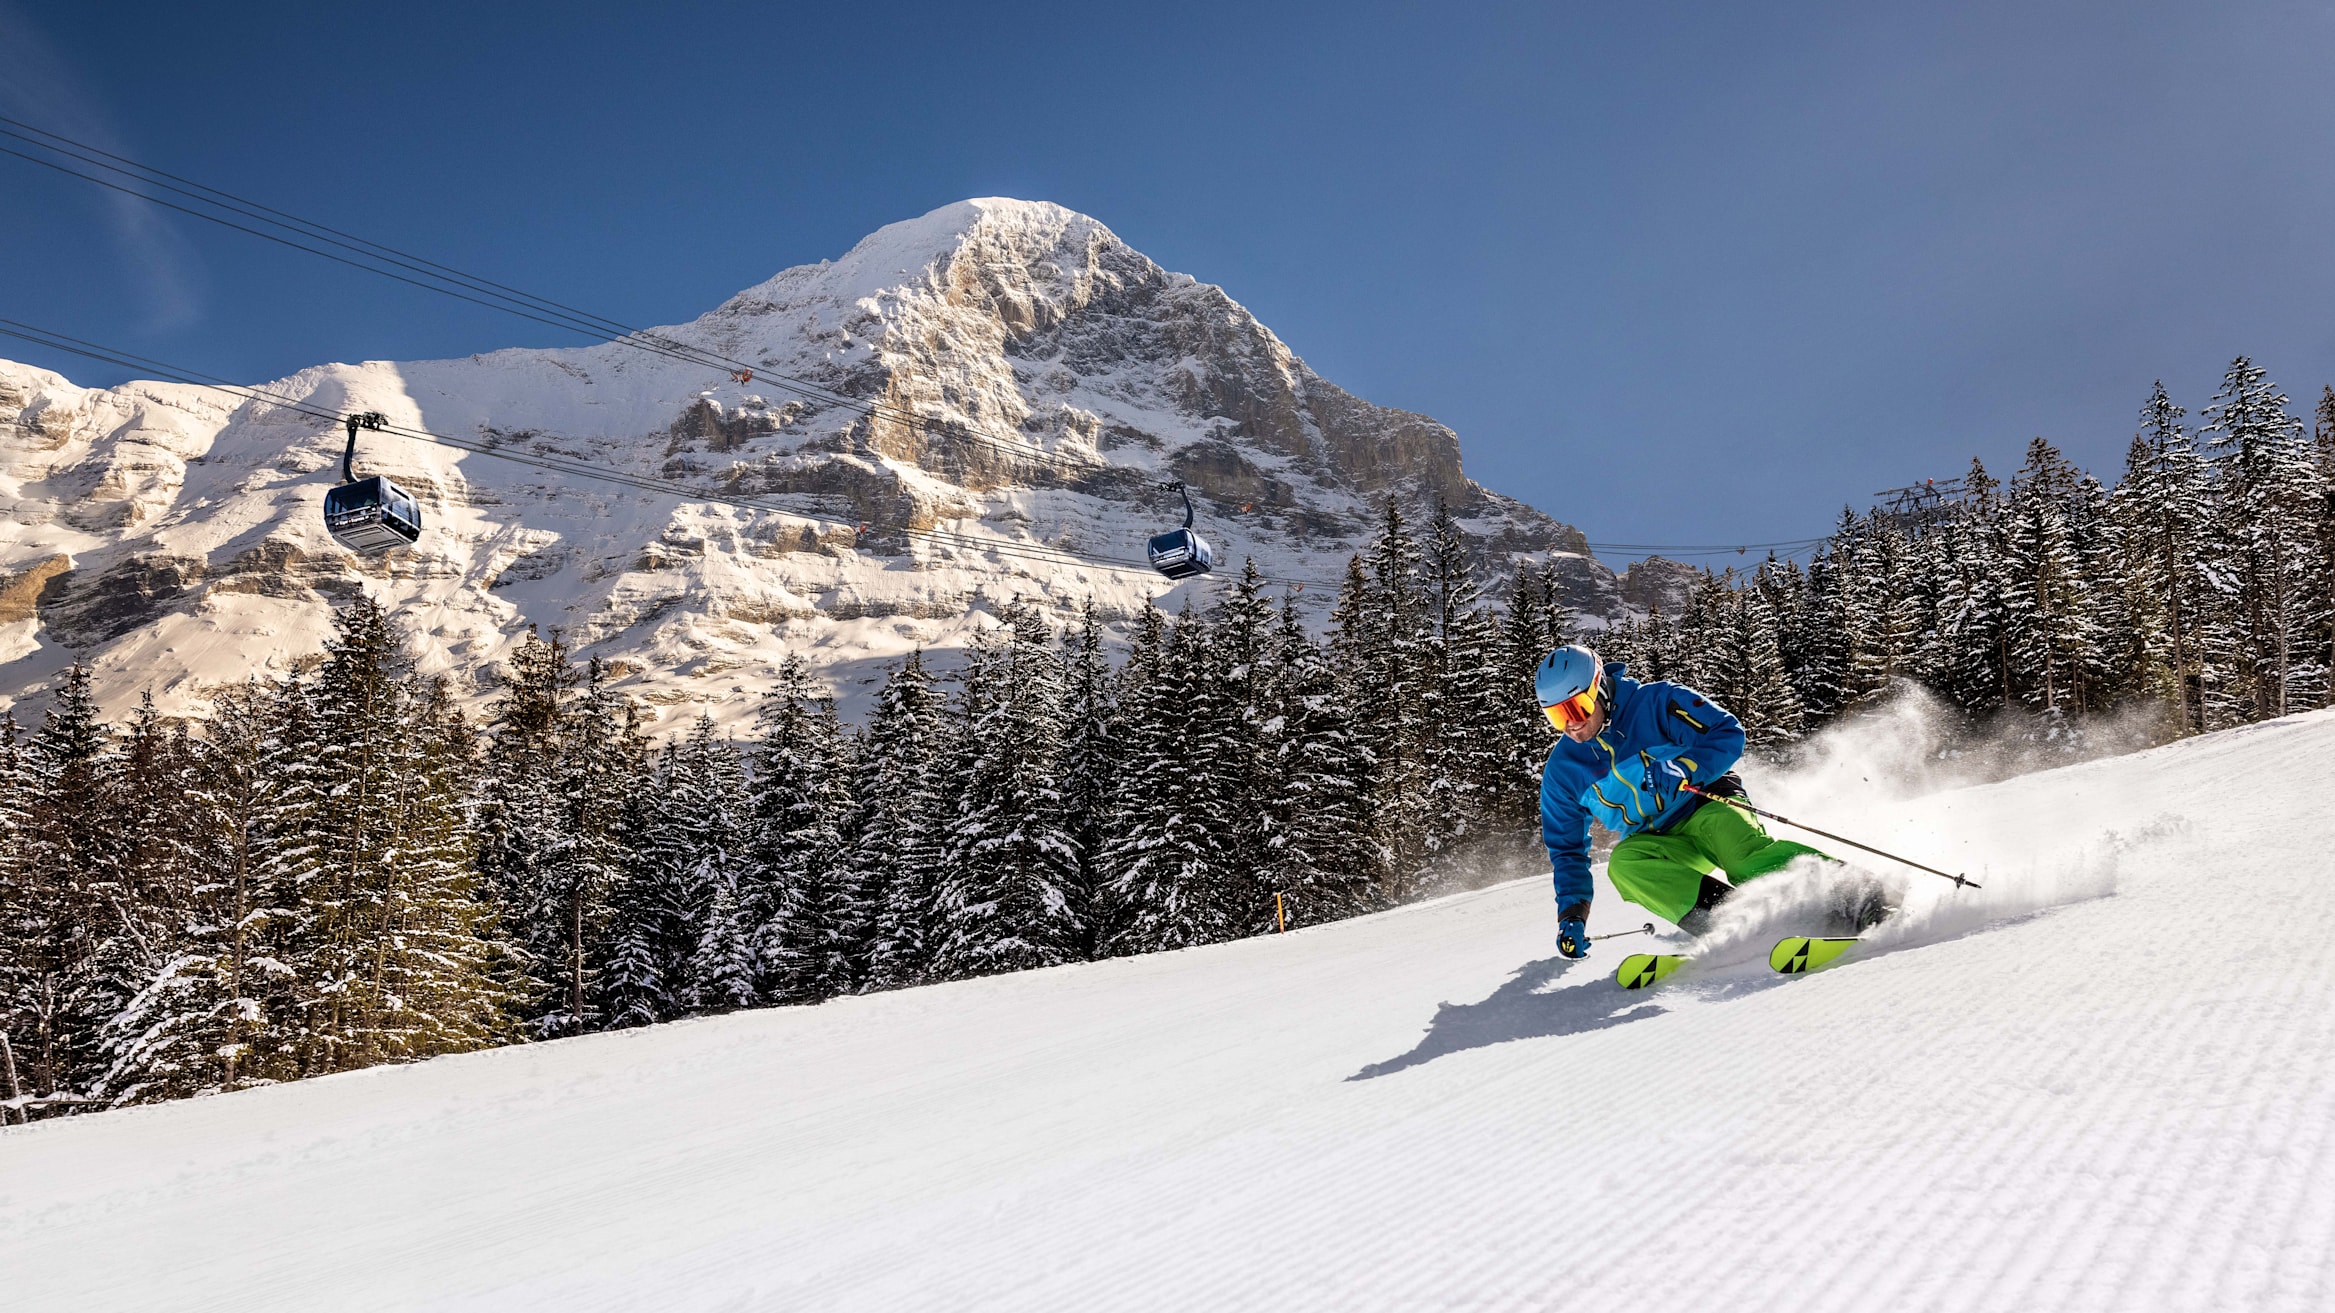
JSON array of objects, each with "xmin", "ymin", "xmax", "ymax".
[
  {"xmin": 9, "ymin": 705, "xmax": 2331, "ymax": 1310},
  {"xmin": 0, "ymin": 199, "xmax": 1612, "ymax": 728}
]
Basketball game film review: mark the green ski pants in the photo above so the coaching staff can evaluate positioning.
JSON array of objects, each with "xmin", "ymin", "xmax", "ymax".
[{"xmin": 1606, "ymin": 798, "xmax": 1828, "ymax": 924}]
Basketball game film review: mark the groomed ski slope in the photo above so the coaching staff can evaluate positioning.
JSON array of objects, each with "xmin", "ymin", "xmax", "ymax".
[{"xmin": 7, "ymin": 710, "xmax": 2335, "ymax": 1312}]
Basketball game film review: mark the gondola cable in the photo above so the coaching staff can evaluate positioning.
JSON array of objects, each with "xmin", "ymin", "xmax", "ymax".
[
  {"xmin": 0, "ymin": 119, "xmax": 1837, "ymax": 567},
  {"xmin": 0, "ymin": 318, "xmax": 1340, "ymax": 588},
  {"xmin": 0, "ymin": 117, "xmax": 1114, "ymax": 484}
]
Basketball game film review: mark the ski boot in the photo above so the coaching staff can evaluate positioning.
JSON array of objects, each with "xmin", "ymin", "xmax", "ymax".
[
  {"xmin": 1673, "ymin": 874, "xmax": 1737, "ymax": 938},
  {"xmin": 1819, "ymin": 873, "xmax": 1902, "ymax": 936}
]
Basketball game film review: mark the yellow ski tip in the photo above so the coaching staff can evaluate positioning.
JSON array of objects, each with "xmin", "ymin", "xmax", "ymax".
[
  {"xmin": 1616, "ymin": 953, "xmax": 1687, "ymax": 990},
  {"xmin": 1769, "ymin": 936, "xmax": 1858, "ymax": 975}
]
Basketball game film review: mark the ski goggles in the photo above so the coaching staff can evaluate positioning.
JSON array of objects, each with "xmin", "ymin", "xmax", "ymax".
[{"xmin": 1541, "ymin": 687, "xmax": 1600, "ymax": 731}]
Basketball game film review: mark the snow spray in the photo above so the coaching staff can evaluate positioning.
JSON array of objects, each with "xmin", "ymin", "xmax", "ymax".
[{"xmin": 1682, "ymin": 785, "xmax": 1982, "ymax": 890}]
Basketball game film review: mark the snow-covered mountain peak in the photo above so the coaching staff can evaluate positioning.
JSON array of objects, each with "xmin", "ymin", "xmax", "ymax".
[
  {"xmin": 726, "ymin": 197, "xmax": 1110, "ymax": 309},
  {"xmin": 0, "ymin": 199, "xmax": 1618, "ymax": 729}
]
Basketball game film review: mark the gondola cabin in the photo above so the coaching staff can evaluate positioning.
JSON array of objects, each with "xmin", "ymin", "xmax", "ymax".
[
  {"xmin": 1145, "ymin": 526, "xmax": 1215, "ymax": 579},
  {"xmin": 324, "ymin": 475, "xmax": 423, "ymax": 553},
  {"xmin": 322, "ymin": 410, "xmax": 421, "ymax": 554},
  {"xmin": 1146, "ymin": 480, "xmax": 1216, "ymax": 579}
]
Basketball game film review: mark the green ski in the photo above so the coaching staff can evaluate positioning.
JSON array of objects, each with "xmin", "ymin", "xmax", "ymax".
[
  {"xmin": 1769, "ymin": 936, "xmax": 1858, "ymax": 975},
  {"xmin": 1616, "ymin": 953, "xmax": 1687, "ymax": 990}
]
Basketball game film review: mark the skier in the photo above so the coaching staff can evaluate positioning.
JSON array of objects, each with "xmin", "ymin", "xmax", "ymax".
[{"xmin": 1535, "ymin": 644, "xmax": 1828, "ymax": 958}]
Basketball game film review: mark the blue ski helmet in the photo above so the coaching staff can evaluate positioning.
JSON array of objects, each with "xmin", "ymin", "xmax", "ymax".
[{"xmin": 1534, "ymin": 644, "xmax": 1603, "ymax": 709}]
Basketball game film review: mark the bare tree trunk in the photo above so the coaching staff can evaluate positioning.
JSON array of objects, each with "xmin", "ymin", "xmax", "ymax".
[
  {"xmin": 570, "ymin": 884, "xmax": 585, "ymax": 1036},
  {"xmin": 224, "ymin": 805, "xmax": 251, "ymax": 1089},
  {"xmin": 1, "ymin": 1030, "xmax": 22, "ymax": 1126},
  {"xmin": 2163, "ymin": 518, "xmax": 2189, "ymax": 733},
  {"xmin": 35, "ymin": 977, "xmax": 55, "ymax": 1097}
]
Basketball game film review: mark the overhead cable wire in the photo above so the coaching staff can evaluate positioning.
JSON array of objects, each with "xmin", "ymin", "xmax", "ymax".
[
  {"xmin": 0, "ymin": 117, "xmax": 1835, "ymax": 563},
  {"xmin": 0, "ymin": 116, "xmax": 1109, "ymax": 483},
  {"xmin": 0, "ymin": 318, "xmax": 1337, "ymax": 588},
  {"xmin": 0, "ymin": 316, "xmax": 1829, "ymax": 588},
  {"xmin": 0, "ymin": 136, "xmax": 932, "ymax": 451},
  {"xmin": 1580, "ymin": 538, "xmax": 1830, "ymax": 558}
]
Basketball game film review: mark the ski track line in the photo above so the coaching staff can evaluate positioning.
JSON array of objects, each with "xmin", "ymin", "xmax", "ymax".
[
  {"xmin": 2268, "ymin": 1003, "xmax": 2335, "ymax": 1309},
  {"xmin": 2007, "ymin": 987, "xmax": 2186, "ymax": 1313},
  {"xmin": 1630, "ymin": 941, "xmax": 1975, "ymax": 1312},
  {"xmin": 2113, "ymin": 877, "xmax": 2323, "ymax": 1309},
  {"xmin": 338, "ymin": 888, "xmax": 1547, "ymax": 1311},
  {"xmin": 2194, "ymin": 983, "xmax": 2335, "ymax": 1309},
  {"xmin": 1958, "ymin": 936, "xmax": 2187, "ymax": 1313},
  {"xmin": 1755, "ymin": 958, "xmax": 2012, "ymax": 1313}
]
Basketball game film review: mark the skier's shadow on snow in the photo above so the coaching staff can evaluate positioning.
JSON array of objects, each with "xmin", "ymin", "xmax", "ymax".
[{"xmin": 1349, "ymin": 956, "xmax": 1666, "ymax": 1081}]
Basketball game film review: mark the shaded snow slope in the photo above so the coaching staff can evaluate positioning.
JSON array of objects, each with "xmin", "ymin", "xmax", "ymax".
[
  {"xmin": 8, "ymin": 711, "xmax": 2333, "ymax": 1311},
  {"xmin": 0, "ymin": 198, "xmax": 1610, "ymax": 729}
]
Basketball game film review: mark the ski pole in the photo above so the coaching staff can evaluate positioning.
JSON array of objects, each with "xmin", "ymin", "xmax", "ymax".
[
  {"xmin": 1682, "ymin": 785, "xmax": 1982, "ymax": 890},
  {"xmin": 1591, "ymin": 922, "xmax": 1657, "ymax": 943}
]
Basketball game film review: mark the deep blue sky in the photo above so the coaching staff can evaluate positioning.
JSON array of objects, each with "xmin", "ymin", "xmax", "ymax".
[{"xmin": 5, "ymin": 0, "xmax": 2333, "ymax": 562}]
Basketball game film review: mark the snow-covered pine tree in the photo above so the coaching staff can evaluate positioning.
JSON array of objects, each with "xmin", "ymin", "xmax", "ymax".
[
  {"xmin": 1338, "ymin": 500, "xmax": 1433, "ymax": 900},
  {"xmin": 69, "ymin": 692, "xmax": 194, "ymax": 1092},
  {"xmin": 1100, "ymin": 602, "xmax": 1241, "ymax": 954},
  {"xmin": 1493, "ymin": 564, "xmax": 1558, "ymax": 826},
  {"xmin": 535, "ymin": 660, "xmax": 637, "ymax": 1035},
  {"xmin": 1593, "ymin": 614, "xmax": 1640, "ymax": 680},
  {"xmin": 1762, "ymin": 554, "xmax": 1812, "ymax": 699},
  {"xmin": 474, "ymin": 627, "xmax": 575, "ymax": 1028},
  {"xmin": 1788, "ymin": 549, "xmax": 1850, "ymax": 722},
  {"xmin": 0, "ymin": 710, "xmax": 24, "ymax": 1100},
  {"xmin": 2200, "ymin": 358, "xmax": 2325, "ymax": 721},
  {"xmin": 1419, "ymin": 503, "xmax": 1509, "ymax": 871},
  {"xmin": 1093, "ymin": 605, "xmax": 1169, "ymax": 951},
  {"xmin": 5, "ymin": 662, "xmax": 122, "ymax": 1100},
  {"xmin": 1670, "ymin": 569, "xmax": 1729, "ymax": 696},
  {"xmin": 1054, "ymin": 603, "xmax": 1117, "ymax": 958},
  {"xmin": 933, "ymin": 602, "xmax": 1084, "ymax": 977},
  {"xmin": 294, "ymin": 598, "xmax": 509, "ymax": 1070},
  {"xmin": 2001, "ymin": 437, "xmax": 2101, "ymax": 717},
  {"xmin": 284, "ymin": 599, "xmax": 509, "ymax": 1072},
  {"xmin": 750, "ymin": 655, "xmax": 855, "ymax": 1004},
  {"xmin": 237, "ymin": 671, "xmax": 329, "ymax": 1083},
  {"xmin": 1932, "ymin": 460, "xmax": 2014, "ymax": 715},
  {"xmin": 1538, "ymin": 565, "xmax": 1579, "ymax": 653},
  {"xmin": 1637, "ymin": 603, "xmax": 1681, "ymax": 684},
  {"xmin": 681, "ymin": 715, "xmax": 760, "ymax": 1013},
  {"xmin": 1735, "ymin": 562, "xmax": 1806, "ymax": 746},
  {"xmin": 69, "ymin": 695, "xmax": 198, "ymax": 1106},
  {"xmin": 1849, "ymin": 513, "xmax": 1925, "ymax": 701},
  {"xmin": 1209, "ymin": 561, "xmax": 1286, "ymax": 933},
  {"xmin": 112, "ymin": 694, "xmax": 199, "ymax": 928},
  {"xmin": 1267, "ymin": 596, "xmax": 1382, "ymax": 926},
  {"xmin": 2065, "ymin": 470, "xmax": 2127, "ymax": 710},
  {"xmin": 853, "ymin": 651, "xmax": 951, "ymax": 990},
  {"xmin": 600, "ymin": 739, "xmax": 699, "ymax": 1027},
  {"xmin": 370, "ymin": 677, "xmax": 513, "ymax": 1060},
  {"xmin": 2316, "ymin": 387, "xmax": 2335, "ymax": 704},
  {"xmin": 93, "ymin": 681, "xmax": 280, "ymax": 1103},
  {"xmin": 2107, "ymin": 385, "xmax": 2212, "ymax": 731}
]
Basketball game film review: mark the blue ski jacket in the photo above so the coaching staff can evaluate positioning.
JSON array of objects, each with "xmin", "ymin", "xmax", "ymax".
[{"xmin": 1539, "ymin": 662, "xmax": 1747, "ymax": 914}]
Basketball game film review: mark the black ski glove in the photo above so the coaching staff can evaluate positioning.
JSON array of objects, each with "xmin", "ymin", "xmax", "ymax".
[{"xmin": 1696, "ymin": 771, "xmax": 1748, "ymax": 801}]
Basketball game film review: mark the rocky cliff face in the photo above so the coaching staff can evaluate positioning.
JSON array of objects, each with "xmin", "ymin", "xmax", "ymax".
[
  {"xmin": 1616, "ymin": 556, "xmax": 1705, "ymax": 618},
  {"xmin": 0, "ymin": 199, "xmax": 1620, "ymax": 728}
]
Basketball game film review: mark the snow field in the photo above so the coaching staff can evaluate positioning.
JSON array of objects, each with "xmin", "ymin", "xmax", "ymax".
[{"xmin": 5, "ymin": 710, "xmax": 2334, "ymax": 1311}]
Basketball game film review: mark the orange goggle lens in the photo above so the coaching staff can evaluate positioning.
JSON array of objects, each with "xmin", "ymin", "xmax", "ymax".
[{"xmin": 1541, "ymin": 688, "xmax": 1599, "ymax": 731}]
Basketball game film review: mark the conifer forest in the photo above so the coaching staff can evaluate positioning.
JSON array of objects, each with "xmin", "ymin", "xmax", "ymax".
[{"xmin": 3, "ymin": 360, "xmax": 2332, "ymax": 1117}]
